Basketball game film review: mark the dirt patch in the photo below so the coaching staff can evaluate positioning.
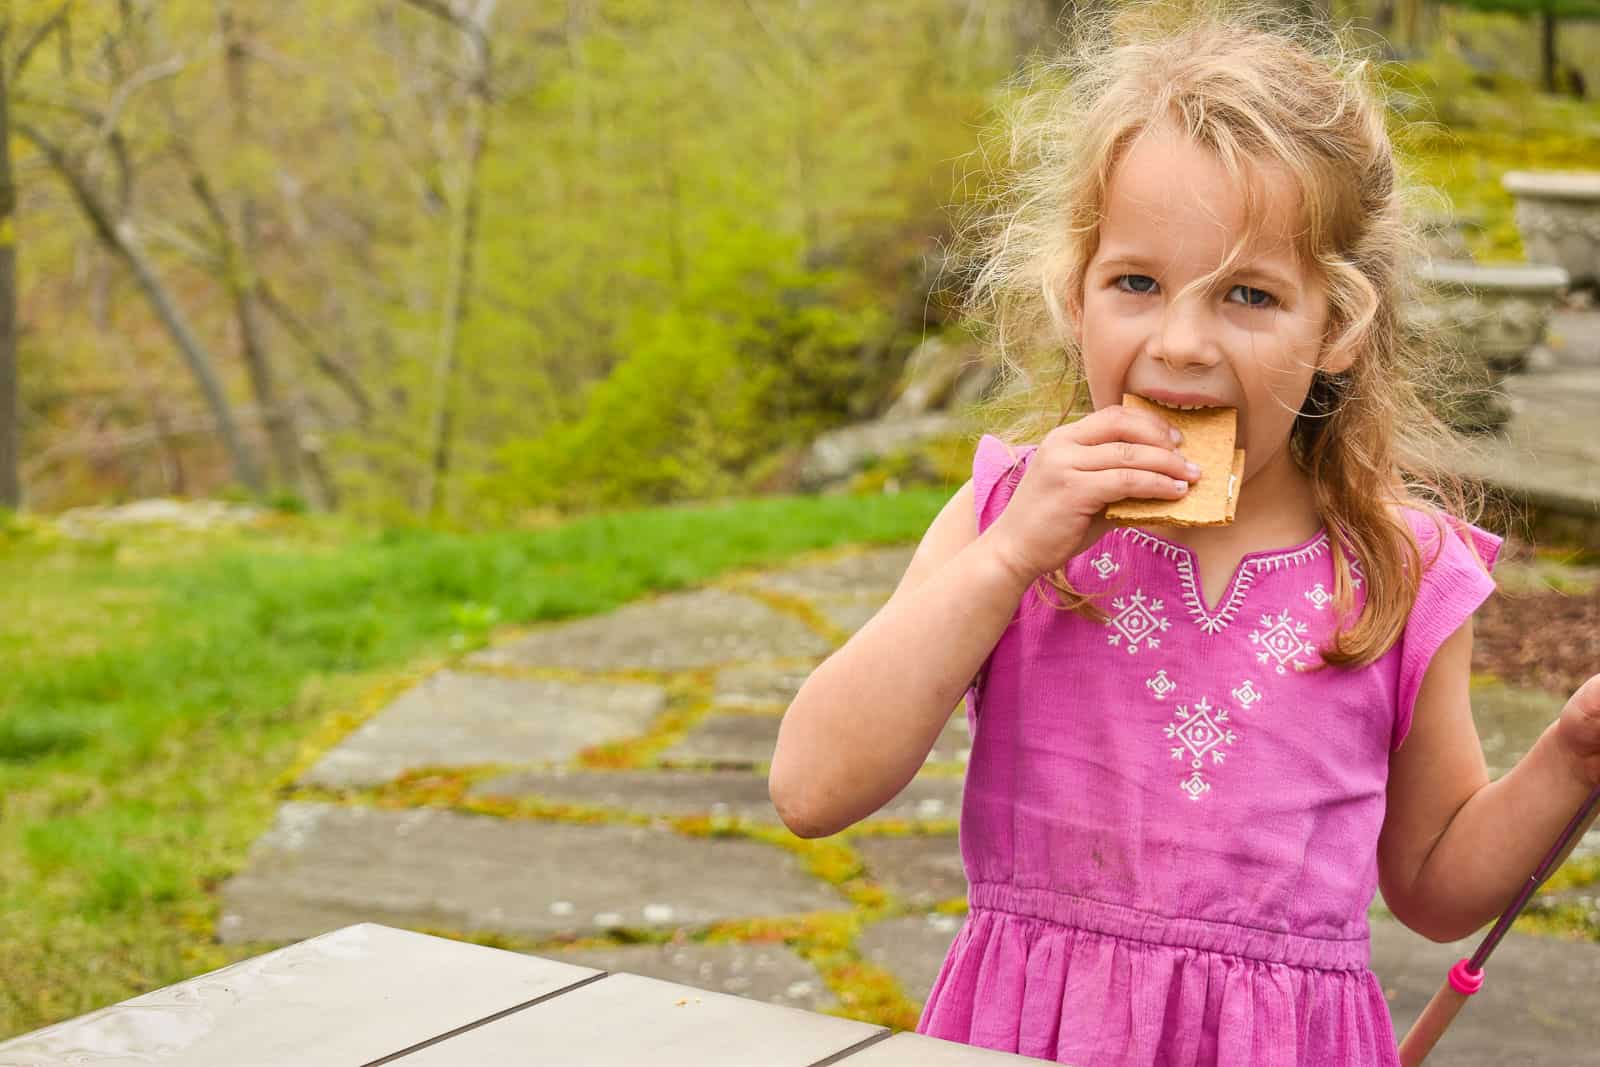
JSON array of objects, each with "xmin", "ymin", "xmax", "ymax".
[{"xmin": 1474, "ymin": 540, "xmax": 1600, "ymax": 698}]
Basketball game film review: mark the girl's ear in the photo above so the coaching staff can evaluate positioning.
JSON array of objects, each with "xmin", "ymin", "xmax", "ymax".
[
  {"xmin": 1062, "ymin": 287, "xmax": 1084, "ymax": 345},
  {"xmin": 1319, "ymin": 337, "xmax": 1357, "ymax": 376}
]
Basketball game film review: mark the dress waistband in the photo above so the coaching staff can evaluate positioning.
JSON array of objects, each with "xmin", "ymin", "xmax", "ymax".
[{"xmin": 969, "ymin": 882, "xmax": 1370, "ymax": 971}]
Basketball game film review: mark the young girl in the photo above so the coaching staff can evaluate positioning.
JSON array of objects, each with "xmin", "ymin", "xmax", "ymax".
[{"xmin": 769, "ymin": 6, "xmax": 1600, "ymax": 1065}]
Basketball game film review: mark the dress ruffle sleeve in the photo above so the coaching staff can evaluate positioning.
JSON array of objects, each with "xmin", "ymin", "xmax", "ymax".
[
  {"xmin": 1393, "ymin": 509, "xmax": 1503, "ymax": 749},
  {"xmin": 966, "ymin": 435, "xmax": 1037, "ymax": 731},
  {"xmin": 972, "ymin": 434, "xmax": 1035, "ymax": 535}
]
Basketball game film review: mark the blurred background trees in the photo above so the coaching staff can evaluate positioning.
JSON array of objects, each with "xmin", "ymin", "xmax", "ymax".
[{"xmin": 1, "ymin": 0, "xmax": 1595, "ymax": 522}]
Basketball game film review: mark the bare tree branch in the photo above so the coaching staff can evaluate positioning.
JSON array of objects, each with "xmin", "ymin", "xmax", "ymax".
[
  {"xmin": 18, "ymin": 118, "xmax": 264, "ymax": 491},
  {"xmin": 238, "ymin": 38, "xmax": 442, "ymax": 208},
  {"xmin": 397, "ymin": 0, "xmax": 499, "ymax": 517},
  {"xmin": 13, "ymin": 3, "xmax": 72, "ymax": 80},
  {"xmin": 23, "ymin": 402, "xmax": 356, "ymax": 478},
  {"xmin": 399, "ymin": 0, "xmax": 470, "ymax": 30},
  {"xmin": 93, "ymin": 55, "xmax": 183, "ymax": 152},
  {"xmin": 257, "ymin": 280, "xmax": 373, "ymax": 423}
]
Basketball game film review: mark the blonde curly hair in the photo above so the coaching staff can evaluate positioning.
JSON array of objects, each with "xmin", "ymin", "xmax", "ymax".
[{"xmin": 951, "ymin": 0, "xmax": 1487, "ymax": 667}]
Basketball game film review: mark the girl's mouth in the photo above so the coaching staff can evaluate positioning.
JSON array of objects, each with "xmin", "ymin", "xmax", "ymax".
[{"xmin": 1135, "ymin": 389, "xmax": 1230, "ymax": 411}]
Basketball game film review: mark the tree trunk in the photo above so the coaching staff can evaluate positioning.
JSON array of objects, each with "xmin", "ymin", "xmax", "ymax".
[
  {"xmin": 0, "ymin": 23, "xmax": 19, "ymax": 510},
  {"xmin": 1373, "ymin": 0, "xmax": 1396, "ymax": 38},
  {"xmin": 1541, "ymin": 9, "xmax": 1558, "ymax": 94},
  {"xmin": 218, "ymin": 3, "xmax": 310, "ymax": 502},
  {"xmin": 22, "ymin": 124, "xmax": 265, "ymax": 493},
  {"xmin": 422, "ymin": 83, "xmax": 486, "ymax": 517},
  {"xmin": 91, "ymin": 259, "xmax": 187, "ymax": 495},
  {"xmin": 408, "ymin": 0, "xmax": 498, "ymax": 519}
]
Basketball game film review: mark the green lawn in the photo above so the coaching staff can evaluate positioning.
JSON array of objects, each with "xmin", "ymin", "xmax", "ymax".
[{"xmin": 0, "ymin": 489, "xmax": 947, "ymax": 1040}]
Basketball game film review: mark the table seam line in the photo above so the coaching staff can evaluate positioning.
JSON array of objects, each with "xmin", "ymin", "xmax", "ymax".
[{"xmin": 359, "ymin": 970, "xmax": 612, "ymax": 1066}]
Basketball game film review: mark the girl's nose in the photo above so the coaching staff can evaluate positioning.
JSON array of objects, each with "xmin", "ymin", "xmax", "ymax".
[{"xmin": 1154, "ymin": 302, "xmax": 1223, "ymax": 372}]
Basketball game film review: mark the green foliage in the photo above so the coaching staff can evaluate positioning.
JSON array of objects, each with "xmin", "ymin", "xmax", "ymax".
[
  {"xmin": 487, "ymin": 222, "xmax": 891, "ymax": 513},
  {"xmin": 12, "ymin": 0, "xmax": 1010, "ymax": 518}
]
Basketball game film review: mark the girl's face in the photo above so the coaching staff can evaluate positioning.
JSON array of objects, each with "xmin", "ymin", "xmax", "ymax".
[{"xmin": 1073, "ymin": 124, "xmax": 1345, "ymax": 486}]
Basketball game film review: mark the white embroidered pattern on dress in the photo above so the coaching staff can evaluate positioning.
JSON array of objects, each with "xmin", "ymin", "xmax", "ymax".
[
  {"xmin": 1146, "ymin": 669, "xmax": 1177, "ymax": 701},
  {"xmin": 1115, "ymin": 528, "xmax": 1330, "ymax": 636},
  {"xmin": 1164, "ymin": 696, "xmax": 1236, "ymax": 800},
  {"xmin": 1231, "ymin": 679, "xmax": 1262, "ymax": 708},
  {"xmin": 1105, "ymin": 590, "xmax": 1170, "ymax": 654},
  {"xmin": 1249, "ymin": 609, "xmax": 1319, "ymax": 674},
  {"xmin": 1304, "ymin": 583, "xmax": 1333, "ymax": 611},
  {"xmin": 1090, "ymin": 551, "xmax": 1120, "ymax": 580}
]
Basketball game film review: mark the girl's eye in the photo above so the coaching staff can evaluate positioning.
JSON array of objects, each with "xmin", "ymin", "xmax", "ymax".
[
  {"xmin": 1115, "ymin": 274, "xmax": 1157, "ymax": 294},
  {"xmin": 1227, "ymin": 285, "xmax": 1276, "ymax": 308}
]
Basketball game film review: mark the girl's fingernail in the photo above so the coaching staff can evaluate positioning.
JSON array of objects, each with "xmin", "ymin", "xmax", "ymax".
[
  {"xmin": 1169, "ymin": 428, "xmax": 1183, "ymax": 444},
  {"xmin": 1173, "ymin": 480, "xmax": 1189, "ymax": 493},
  {"xmin": 1185, "ymin": 462, "xmax": 1202, "ymax": 479}
]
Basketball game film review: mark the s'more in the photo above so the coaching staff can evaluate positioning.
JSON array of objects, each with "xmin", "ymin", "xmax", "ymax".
[{"xmin": 1104, "ymin": 393, "xmax": 1244, "ymax": 527}]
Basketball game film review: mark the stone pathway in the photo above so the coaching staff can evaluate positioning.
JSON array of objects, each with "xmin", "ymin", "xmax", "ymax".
[
  {"xmin": 218, "ymin": 312, "xmax": 1600, "ymax": 1062},
  {"xmin": 1458, "ymin": 305, "xmax": 1600, "ymax": 551}
]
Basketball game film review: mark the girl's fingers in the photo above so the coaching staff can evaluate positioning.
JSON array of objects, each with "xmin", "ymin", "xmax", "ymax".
[
  {"xmin": 1571, "ymin": 674, "xmax": 1600, "ymax": 716},
  {"xmin": 1056, "ymin": 405, "xmax": 1182, "ymax": 450},
  {"xmin": 1080, "ymin": 468, "xmax": 1192, "ymax": 506},
  {"xmin": 1071, "ymin": 441, "xmax": 1201, "ymax": 483},
  {"xmin": 1562, "ymin": 675, "xmax": 1600, "ymax": 746}
]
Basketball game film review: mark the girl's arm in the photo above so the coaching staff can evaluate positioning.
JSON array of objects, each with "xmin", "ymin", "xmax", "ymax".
[
  {"xmin": 1377, "ymin": 617, "xmax": 1600, "ymax": 942},
  {"xmin": 767, "ymin": 480, "xmax": 1033, "ymax": 839}
]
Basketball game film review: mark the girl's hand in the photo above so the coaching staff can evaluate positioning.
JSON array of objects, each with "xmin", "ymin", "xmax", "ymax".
[
  {"xmin": 1554, "ymin": 674, "xmax": 1600, "ymax": 787},
  {"xmin": 985, "ymin": 404, "xmax": 1198, "ymax": 588}
]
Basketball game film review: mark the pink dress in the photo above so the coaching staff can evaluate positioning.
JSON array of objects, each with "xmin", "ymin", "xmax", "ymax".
[{"xmin": 917, "ymin": 436, "xmax": 1501, "ymax": 1066}]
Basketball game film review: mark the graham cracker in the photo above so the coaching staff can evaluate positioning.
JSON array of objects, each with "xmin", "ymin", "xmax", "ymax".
[{"xmin": 1104, "ymin": 394, "xmax": 1243, "ymax": 528}]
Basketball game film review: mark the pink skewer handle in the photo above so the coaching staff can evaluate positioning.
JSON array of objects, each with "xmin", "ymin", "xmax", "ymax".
[{"xmin": 1397, "ymin": 959, "xmax": 1481, "ymax": 1067}]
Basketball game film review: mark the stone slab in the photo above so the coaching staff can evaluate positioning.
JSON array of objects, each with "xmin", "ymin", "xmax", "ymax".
[
  {"xmin": 929, "ymin": 706, "xmax": 973, "ymax": 766},
  {"xmin": 300, "ymin": 672, "xmax": 666, "ymax": 788},
  {"xmin": 856, "ymin": 913, "xmax": 965, "ymax": 1004},
  {"xmin": 394, "ymin": 971, "xmax": 884, "ymax": 1066},
  {"xmin": 217, "ymin": 803, "xmax": 850, "ymax": 943},
  {"xmin": 0, "ymin": 924, "xmax": 598, "ymax": 1067},
  {"xmin": 1458, "ymin": 369, "xmax": 1600, "ymax": 514},
  {"xmin": 853, "ymin": 833, "xmax": 967, "ymax": 910},
  {"xmin": 814, "ymin": 592, "xmax": 892, "ymax": 636},
  {"xmin": 1473, "ymin": 680, "xmax": 1567, "ymax": 777},
  {"xmin": 469, "ymin": 768, "xmax": 965, "ymax": 826},
  {"xmin": 748, "ymin": 547, "xmax": 915, "ymax": 599},
  {"xmin": 1546, "ymin": 308, "xmax": 1600, "ymax": 368},
  {"xmin": 1471, "ymin": 681, "xmax": 1600, "ymax": 856},
  {"xmin": 1372, "ymin": 915, "xmax": 1600, "ymax": 1064},
  {"xmin": 470, "ymin": 588, "xmax": 835, "ymax": 672},
  {"xmin": 662, "ymin": 708, "xmax": 970, "ymax": 768},
  {"xmin": 659, "ymin": 713, "xmax": 787, "ymax": 766},
  {"xmin": 543, "ymin": 940, "xmax": 837, "ymax": 1012},
  {"xmin": 712, "ymin": 662, "xmax": 818, "ymax": 709}
]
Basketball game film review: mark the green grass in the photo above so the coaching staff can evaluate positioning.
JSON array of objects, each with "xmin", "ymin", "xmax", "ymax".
[{"xmin": 0, "ymin": 489, "xmax": 946, "ymax": 1040}]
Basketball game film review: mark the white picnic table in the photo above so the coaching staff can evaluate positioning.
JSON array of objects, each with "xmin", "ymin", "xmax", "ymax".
[{"xmin": 0, "ymin": 924, "xmax": 1052, "ymax": 1066}]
